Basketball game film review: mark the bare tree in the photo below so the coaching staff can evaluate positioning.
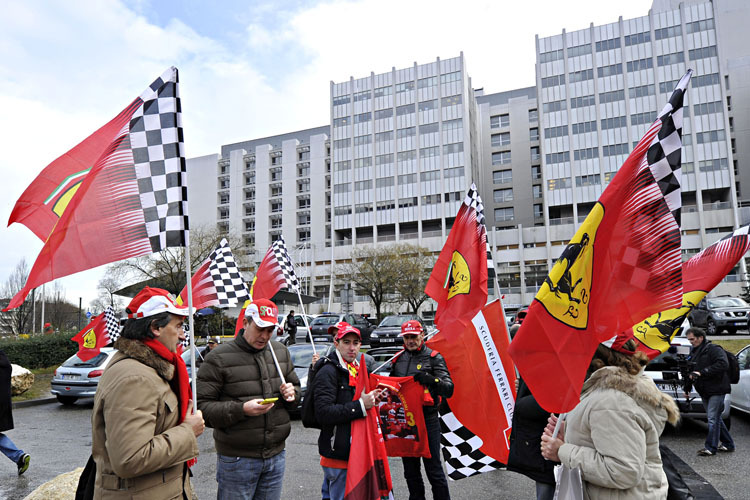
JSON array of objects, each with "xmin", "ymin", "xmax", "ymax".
[
  {"xmin": 0, "ymin": 259, "xmax": 33, "ymax": 335},
  {"xmin": 109, "ymin": 225, "xmax": 249, "ymax": 296},
  {"xmin": 337, "ymin": 246, "xmax": 401, "ymax": 322},
  {"xmin": 45, "ymin": 282, "xmax": 79, "ymax": 331},
  {"xmin": 392, "ymin": 244, "xmax": 435, "ymax": 314}
]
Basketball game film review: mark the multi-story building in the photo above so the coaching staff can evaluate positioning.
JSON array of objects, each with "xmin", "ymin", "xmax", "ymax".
[{"xmin": 491, "ymin": 0, "xmax": 746, "ymax": 308}]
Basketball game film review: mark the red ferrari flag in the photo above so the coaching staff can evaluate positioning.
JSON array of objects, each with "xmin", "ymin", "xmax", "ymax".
[
  {"xmin": 425, "ymin": 184, "xmax": 489, "ymax": 334},
  {"xmin": 634, "ymin": 224, "xmax": 750, "ymax": 358},
  {"xmin": 427, "ymin": 299, "xmax": 515, "ymax": 479},
  {"xmin": 5, "ymin": 68, "xmax": 189, "ymax": 311},
  {"xmin": 178, "ymin": 238, "xmax": 249, "ymax": 310},
  {"xmin": 509, "ymin": 71, "xmax": 692, "ymax": 413},
  {"xmin": 369, "ymin": 374, "xmax": 430, "ymax": 458},
  {"xmin": 345, "ymin": 354, "xmax": 393, "ymax": 500},
  {"xmin": 71, "ymin": 306, "xmax": 121, "ymax": 362}
]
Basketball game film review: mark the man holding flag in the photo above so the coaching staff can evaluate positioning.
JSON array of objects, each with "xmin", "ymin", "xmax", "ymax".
[{"xmin": 391, "ymin": 320, "xmax": 453, "ymax": 500}]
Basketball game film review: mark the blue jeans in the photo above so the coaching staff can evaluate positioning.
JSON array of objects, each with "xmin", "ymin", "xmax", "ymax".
[
  {"xmin": 402, "ymin": 411, "xmax": 451, "ymax": 500},
  {"xmin": 216, "ymin": 450, "xmax": 285, "ymax": 500},
  {"xmin": 536, "ymin": 481, "xmax": 555, "ymax": 500},
  {"xmin": 321, "ymin": 466, "xmax": 347, "ymax": 500},
  {"xmin": 704, "ymin": 395, "xmax": 734, "ymax": 453},
  {"xmin": 0, "ymin": 433, "xmax": 24, "ymax": 464}
]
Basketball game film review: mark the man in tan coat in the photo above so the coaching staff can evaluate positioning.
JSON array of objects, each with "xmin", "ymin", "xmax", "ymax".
[{"xmin": 91, "ymin": 287, "xmax": 205, "ymax": 499}]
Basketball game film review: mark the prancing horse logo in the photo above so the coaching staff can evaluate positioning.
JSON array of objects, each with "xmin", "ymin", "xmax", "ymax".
[{"xmin": 537, "ymin": 203, "xmax": 604, "ymax": 329}]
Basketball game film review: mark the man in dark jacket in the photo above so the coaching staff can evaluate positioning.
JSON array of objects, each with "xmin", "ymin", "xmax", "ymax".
[
  {"xmin": 507, "ymin": 378, "xmax": 556, "ymax": 500},
  {"xmin": 313, "ymin": 322, "xmax": 380, "ymax": 500},
  {"xmin": 197, "ymin": 299, "xmax": 300, "ymax": 499},
  {"xmin": 0, "ymin": 350, "xmax": 30, "ymax": 476},
  {"xmin": 284, "ymin": 310, "xmax": 297, "ymax": 345},
  {"xmin": 391, "ymin": 320, "xmax": 453, "ymax": 500},
  {"xmin": 685, "ymin": 327, "xmax": 735, "ymax": 456}
]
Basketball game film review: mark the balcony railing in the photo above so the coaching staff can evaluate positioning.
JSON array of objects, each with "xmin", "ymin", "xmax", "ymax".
[
  {"xmin": 549, "ymin": 217, "xmax": 574, "ymax": 226},
  {"xmin": 422, "ymin": 229, "xmax": 442, "ymax": 238},
  {"xmin": 704, "ymin": 201, "xmax": 731, "ymax": 211}
]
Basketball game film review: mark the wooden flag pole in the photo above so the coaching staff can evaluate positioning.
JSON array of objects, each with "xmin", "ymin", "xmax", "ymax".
[{"xmin": 183, "ymin": 235, "xmax": 198, "ymax": 414}]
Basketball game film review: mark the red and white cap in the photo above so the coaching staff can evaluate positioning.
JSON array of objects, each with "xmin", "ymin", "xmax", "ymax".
[
  {"xmin": 245, "ymin": 299, "xmax": 279, "ymax": 328},
  {"xmin": 601, "ymin": 330, "xmax": 636, "ymax": 355},
  {"xmin": 328, "ymin": 321, "xmax": 361, "ymax": 340},
  {"xmin": 126, "ymin": 287, "xmax": 189, "ymax": 319},
  {"xmin": 398, "ymin": 320, "xmax": 423, "ymax": 337}
]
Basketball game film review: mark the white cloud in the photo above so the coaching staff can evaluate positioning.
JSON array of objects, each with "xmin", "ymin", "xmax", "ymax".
[{"xmin": 0, "ymin": 0, "xmax": 652, "ymax": 307}]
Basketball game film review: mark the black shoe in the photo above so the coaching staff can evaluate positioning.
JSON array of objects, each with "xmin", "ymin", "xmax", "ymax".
[
  {"xmin": 17, "ymin": 454, "xmax": 30, "ymax": 476},
  {"xmin": 717, "ymin": 444, "xmax": 735, "ymax": 452},
  {"xmin": 697, "ymin": 448, "xmax": 715, "ymax": 456}
]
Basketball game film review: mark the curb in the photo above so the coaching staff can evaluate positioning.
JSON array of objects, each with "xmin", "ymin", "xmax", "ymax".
[{"xmin": 13, "ymin": 396, "xmax": 58, "ymax": 409}]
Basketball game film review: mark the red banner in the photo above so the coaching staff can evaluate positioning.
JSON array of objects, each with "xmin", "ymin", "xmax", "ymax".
[{"xmin": 370, "ymin": 374, "xmax": 430, "ymax": 458}]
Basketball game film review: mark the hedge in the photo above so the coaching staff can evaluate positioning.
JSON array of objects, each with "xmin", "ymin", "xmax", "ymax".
[{"xmin": 0, "ymin": 332, "xmax": 79, "ymax": 369}]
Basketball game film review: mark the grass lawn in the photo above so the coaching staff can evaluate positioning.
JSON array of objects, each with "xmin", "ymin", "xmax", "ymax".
[
  {"xmin": 712, "ymin": 339, "xmax": 750, "ymax": 354},
  {"xmin": 11, "ymin": 366, "xmax": 55, "ymax": 403}
]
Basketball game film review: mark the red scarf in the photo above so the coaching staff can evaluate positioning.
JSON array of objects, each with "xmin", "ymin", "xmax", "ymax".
[{"xmin": 142, "ymin": 338, "xmax": 191, "ymax": 424}]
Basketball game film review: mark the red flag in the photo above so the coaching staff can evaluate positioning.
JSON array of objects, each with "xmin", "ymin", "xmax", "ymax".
[
  {"xmin": 633, "ymin": 224, "xmax": 750, "ymax": 359},
  {"xmin": 7, "ymin": 104, "xmax": 140, "ymax": 242},
  {"xmin": 5, "ymin": 68, "xmax": 189, "ymax": 311},
  {"xmin": 369, "ymin": 374, "xmax": 430, "ymax": 458},
  {"xmin": 425, "ymin": 184, "xmax": 488, "ymax": 333},
  {"xmin": 345, "ymin": 354, "xmax": 393, "ymax": 500},
  {"xmin": 249, "ymin": 245, "xmax": 288, "ymax": 301},
  {"xmin": 71, "ymin": 308, "xmax": 117, "ymax": 362},
  {"xmin": 427, "ymin": 299, "xmax": 516, "ymax": 465},
  {"xmin": 234, "ymin": 299, "xmax": 252, "ymax": 335},
  {"xmin": 509, "ymin": 71, "xmax": 692, "ymax": 413}
]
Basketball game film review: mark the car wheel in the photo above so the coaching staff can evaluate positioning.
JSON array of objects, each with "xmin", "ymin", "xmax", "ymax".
[
  {"xmin": 57, "ymin": 395, "xmax": 78, "ymax": 406},
  {"xmin": 706, "ymin": 319, "xmax": 717, "ymax": 335}
]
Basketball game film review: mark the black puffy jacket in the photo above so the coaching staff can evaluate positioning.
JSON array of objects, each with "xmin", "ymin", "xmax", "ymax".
[
  {"xmin": 313, "ymin": 352, "xmax": 368, "ymax": 461},
  {"xmin": 688, "ymin": 340, "xmax": 731, "ymax": 397},
  {"xmin": 390, "ymin": 344, "xmax": 453, "ymax": 415}
]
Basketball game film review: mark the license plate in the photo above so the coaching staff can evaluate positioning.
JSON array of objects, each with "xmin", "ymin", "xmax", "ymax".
[
  {"xmin": 313, "ymin": 337, "xmax": 327, "ymax": 342},
  {"xmin": 380, "ymin": 338, "xmax": 395, "ymax": 343},
  {"xmin": 60, "ymin": 374, "xmax": 79, "ymax": 380}
]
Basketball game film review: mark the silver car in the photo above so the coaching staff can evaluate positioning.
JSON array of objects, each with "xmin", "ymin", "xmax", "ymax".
[
  {"xmin": 51, "ymin": 347, "xmax": 117, "ymax": 405},
  {"xmin": 730, "ymin": 344, "xmax": 750, "ymax": 414}
]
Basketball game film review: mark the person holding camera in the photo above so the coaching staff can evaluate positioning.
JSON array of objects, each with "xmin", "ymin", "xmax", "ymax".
[{"xmin": 684, "ymin": 327, "xmax": 735, "ymax": 456}]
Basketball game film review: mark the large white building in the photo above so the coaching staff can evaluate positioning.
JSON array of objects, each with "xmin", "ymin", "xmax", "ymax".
[{"xmin": 194, "ymin": 0, "xmax": 749, "ymax": 316}]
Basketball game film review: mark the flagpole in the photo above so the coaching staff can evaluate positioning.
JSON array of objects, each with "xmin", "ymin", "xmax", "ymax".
[
  {"xmin": 328, "ymin": 240, "xmax": 335, "ymax": 312},
  {"xmin": 372, "ymin": 330, "xmax": 438, "ymax": 373},
  {"xmin": 183, "ymin": 235, "xmax": 198, "ymax": 414},
  {"xmin": 294, "ymin": 287, "xmax": 317, "ymax": 354},
  {"xmin": 268, "ymin": 342, "xmax": 287, "ymax": 385}
]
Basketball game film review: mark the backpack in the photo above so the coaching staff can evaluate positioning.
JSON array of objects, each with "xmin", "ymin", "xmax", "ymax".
[
  {"xmin": 722, "ymin": 347, "xmax": 740, "ymax": 384},
  {"xmin": 301, "ymin": 357, "xmax": 329, "ymax": 429}
]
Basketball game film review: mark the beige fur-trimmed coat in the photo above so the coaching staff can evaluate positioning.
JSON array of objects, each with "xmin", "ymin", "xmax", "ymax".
[{"xmin": 558, "ymin": 366, "xmax": 680, "ymax": 500}]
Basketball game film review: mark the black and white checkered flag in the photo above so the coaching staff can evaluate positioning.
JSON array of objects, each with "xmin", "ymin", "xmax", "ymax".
[
  {"xmin": 104, "ymin": 306, "xmax": 122, "ymax": 344},
  {"xmin": 271, "ymin": 236, "xmax": 300, "ymax": 292},
  {"xmin": 465, "ymin": 184, "xmax": 495, "ymax": 281},
  {"xmin": 130, "ymin": 67, "xmax": 189, "ymax": 252},
  {"xmin": 208, "ymin": 238, "xmax": 249, "ymax": 306},
  {"xmin": 440, "ymin": 406, "xmax": 504, "ymax": 480}
]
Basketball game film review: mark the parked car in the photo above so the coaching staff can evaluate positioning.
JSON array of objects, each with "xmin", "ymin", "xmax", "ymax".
[
  {"xmin": 369, "ymin": 314, "xmax": 427, "ymax": 348},
  {"xmin": 287, "ymin": 342, "xmax": 335, "ymax": 415},
  {"xmin": 513, "ymin": 308, "xmax": 529, "ymax": 325},
  {"xmin": 308, "ymin": 313, "xmax": 374, "ymax": 344},
  {"xmin": 366, "ymin": 346, "xmax": 403, "ymax": 376},
  {"xmin": 688, "ymin": 296, "xmax": 750, "ymax": 335},
  {"xmin": 277, "ymin": 314, "xmax": 316, "ymax": 345},
  {"xmin": 730, "ymin": 344, "xmax": 750, "ymax": 415},
  {"xmin": 644, "ymin": 328, "xmax": 731, "ymax": 425},
  {"xmin": 51, "ymin": 348, "xmax": 117, "ymax": 405}
]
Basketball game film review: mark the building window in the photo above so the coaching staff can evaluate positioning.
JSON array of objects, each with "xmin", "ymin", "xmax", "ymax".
[
  {"xmin": 353, "ymin": 90, "xmax": 370, "ymax": 102},
  {"xmin": 541, "ymin": 74, "xmax": 565, "ymax": 88},
  {"xmin": 530, "ymin": 127, "xmax": 539, "ymax": 141},
  {"xmin": 569, "ymin": 68, "xmax": 594, "ymax": 83},
  {"xmin": 597, "ymin": 63, "xmax": 622, "ymax": 78},
  {"xmin": 602, "ymin": 143, "xmax": 629, "ymax": 157},
  {"xmin": 626, "ymin": 58, "xmax": 653, "ymax": 72},
  {"xmin": 492, "ymin": 151, "xmax": 511, "ymax": 165},
  {"xmin": 355, "ymin": 180, "xmax": 372, "ymax": 191},
  {"xmin": 244, "ymin": 219, "xmax": 255, "ymax": 232},
  {"xmin": 244, "ymin": 203, "xmax": 255, "ymax": 216},
  {"xmin": 686, "ymin": 18, "xmax": 715, "ymax": 34},
  {"xmin": 420, "ymin": 170, "xmax": 440, "ymax": 182},
  {"xmin": 270, "ymin": 167, "xmax": 282, "ymax": 181},
  {"xmin": 595, "ymin": 37, "xmax": 620, "ymax": 52},
  {"xmin": 270, "ymin": 184, "xmax": 283, "ymax": 197},
  {"xmin": 444, "ymin": 143, "xmax": 464, "ymax": 154},
  {"xmin": 334, "ymin": 160, "xmax": 351, "ymax": 171},
  {"xmin": 396, "ymin": 104, "xmax": 416, "ymax": 116},
  {"xmin": 298, "ymin": 197, "xmax": 310, "ymax": 209},
  {"xmin": 491, "ymin": 133, "xmax": 511, "ymax": 147},
  {"xmin": 444, "ymin": 167, "xmax": 463, "ymax": 179},
  {"xmin": 270, "ymin": 201, "xmax": 283, "ymax": 213},
  {"xmin": 547, "ymin": 177, "xmax": 572, "ymax": 190},
  {"xmin": 599, "ymin": 89, "xmax": 624, "ymax": 104},
  {"xmin": 493, "ymin": 170, "xmax": 512, "ymax": 184},
  {"xmin": 544, "ymin": 125, "xmax": 568, "ymax": 138},
  {"xmin": 689, "ymin": 46, "xmax": 718, "ymax": 61},
  {"xmin": 270, "ymin": 216, "xmax": 283, "ymax": 229},
  {"xmin": 532, "ymin": 165, "xmax": 542, "ymax": 180},
  {"xmin": 696, "ymin": 130, "xmax": 726, "ymax": 144},
  {"xmin": 570, "ymin": 95, "xmax": 596, "ymax": 108},
  {"xmin": 397, "ymin": 127, "xmax": 416, "ymax": 139},
  {"xmin": 533, "ymin": 185, "xmax": 542, "ymax": 198},
  {"xmin": 539, "ymin": 49, "xmax": 563, "ymax": 63},
  {"xmin": 534, "ymin": 204, "xmax": 543, "ymax": 218},
  {"xmin": 441, "ymin": 95, "xmax": 462, "ymax": 106},
  {"xmin": 297, "ymin": 179, "xmax": 310, "ymax": 193},
  {"xmin": 333, "ymin": 95, "xmax": 351, "ymax": 106},
  {"xmin": 530, "ymin": 146, "xmax": 540, "ymax": 162},
  {"xmin": 219, "ymin": 192, "xmax": 230, "ymax": 204},
  {"xmin": 271, "ymin": 155, "xmax": 282, "ymax": 165},
  {"xmin": 354, "ymin": 112, "xmax": 372, "ymax": 123},
  {"xmin": 529, "ymin": 109, "xmax": 538, "ymax": 122},
  {"xmin": 542, "ymin": 100, "xmax": 566, "ymax": 113},
  {"xmin": 374, "ymin": 86, "xmax": 392, "ymax": 98},
  {"xmin": 375, "ymin": 131, "xmax": 393, "ymax": 142},
  {"xmin": 625, "ymin": 31, "xmax": 650, "ymax": 46},
  {"xmin": 571, "ymin": 121, "xmax": 597, "ymax": 134},
  {"xmin": 418, "ymin": 76, "xmax": 437, "ymax": 88},
  {"xmin": 376, "ymin": 177, "xmax": 395, "ymax": 188},
  {"xmin": 545, "ymin": 152, "xmax": 570, "ymax": 164},
  {"xmin": 629, "ymin": 84, "xmax": 655, "ymax": 99},
  {"xmin": 396, "ymin": 81, "xmax": 415, "ymax": 93},
  {"xmin": 600, "ymin": 116, "xmax": 627, "ymax": 130},
  {"xmin": 494, "ymin": 188, "xmax": 513, "ymax": 203},
  {"xmin": 490, "ymin": 114, "xmax": 509, "ymax": 128},
  {"xmin": 654, "ymin": 25, "xmax": 681, "ymax": 40},
  {"xmin": 656, "ymin": 52, "xmax": 684, "ymax": 66},
  {"xmin": 297, "ymin": 212, "xmax": 310, "ymax": 225},
  {"xmin": 218, "ymin": 207, "xmax": 229, "ymax": 220},
  {"xmin": 422, "ymin": 194, "xmax": 441, "ymax": 205},
  {"xmin": 333, "ymin": 138, "xmax": 351, "ymax": 149},
  {"xmin": 576, "ymin": 174, "xmax": 601, "ymax": 187},
  {"xmin": 418, "ymin": 100, "xmax": 437, "ymax": 112},
  {"xmin": 494, "ymin": 207, "xmax": 514, "ymax": 222},
  {"xmin": 567, "ymin": 43, "xmax": 591, "ymax": 57},
  {"xmin": 298, "ymin": 229, "xmax": 311, "ymax": 242},
  {"xmin": 374, "ymin": 108, "xmax": 394, "ymax": 120}
]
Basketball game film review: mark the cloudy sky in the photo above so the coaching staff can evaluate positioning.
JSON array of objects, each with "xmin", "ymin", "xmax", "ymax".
[{"xmin": 0, "ymin": 0, "xmax": 653, "ymax": 310}]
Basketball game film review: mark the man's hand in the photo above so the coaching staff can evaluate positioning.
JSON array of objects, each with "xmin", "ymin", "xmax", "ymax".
[
  {"xmin": 414, "ymin": 371, "xmax": 438, "ymax": 387},
  {"xmin": 311, "ymin": 353, "xmax": 320, "ymax": 365},
  {"xmin": 360, "ymin": 389, "xmax": 381, "ymax": 409},
  {"xmin": 243, "ymin": 399, "xmax": 275, "ymax": 416},
  {"xmin": 184, "ymin": 401, "xmax": 205, "ymax": 437},
  {"xmin": 280, "ymin": 382, "xmax": 296, "ymax": 402}
]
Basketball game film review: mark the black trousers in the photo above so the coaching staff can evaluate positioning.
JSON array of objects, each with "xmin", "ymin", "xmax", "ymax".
[{"xmin": 401, "ymin": 411, "xmax": 451, "ymax": 500}]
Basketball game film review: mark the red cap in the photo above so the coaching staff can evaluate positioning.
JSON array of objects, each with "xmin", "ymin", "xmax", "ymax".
[
  {"xmin": 245, "ymin": 299, "xmax": 279, "ymax": 328},
  {"xmin": 328, "ymin": 321, "xmax": 361, "ymax": 340},
  {"xmin": 398, "ymin": 320, "xmax": 423, "ymax": 337},
  {"xmin": 44, "ymin": 323, "xmax": 52, "ymax": 328},
  {"xmin": 126, "ymin": 287, "xmax": 189, "ymax": 319},
  {"xmin": 601, "ymin": 330, "xmax": 636, "ymax": 356}
]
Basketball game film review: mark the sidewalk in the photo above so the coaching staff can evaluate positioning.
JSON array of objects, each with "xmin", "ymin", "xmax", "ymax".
[{"xmin": 12, "ymin": 391, "xmax": 57, "ymax": 409}]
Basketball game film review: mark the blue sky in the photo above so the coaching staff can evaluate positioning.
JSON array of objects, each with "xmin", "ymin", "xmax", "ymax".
[{"xmin": 0, "ymin": 0, "xmax": 653, "ymax": 310}]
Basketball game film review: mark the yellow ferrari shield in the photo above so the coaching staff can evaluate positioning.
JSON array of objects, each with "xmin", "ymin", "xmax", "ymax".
[
  {"xmin": 445, "ymin": 251, "xmax": 470, "ymax": 299},
  {"xmin": 83, "ymin": 328, "xmax": 97, "ymax": 349},
  {"xmin": 536, "ymin": 203, "xmax": 603, "ymax": 329},
  {"xmin": 633, "ymin": 290, "xmax": 706, "ymax": 353}
]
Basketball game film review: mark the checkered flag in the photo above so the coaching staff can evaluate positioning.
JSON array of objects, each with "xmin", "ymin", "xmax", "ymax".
[
  {"xmin": 271, "ymin": 236, "xmax": 300, "ymax": 292},
  {"xmin": 439, "ymin": 406, "xmax": 503, "ymax": 480},
  {"xmin": 130, "ymin": 66, "xmax": 189, "ymax": 252},
  {"xmin": 178, "ymin": 238, "xmax": 249, "ymax": 310},
  {"xmin": 104, "ymin": 306, "xmax": 122, "ymax": 344}
]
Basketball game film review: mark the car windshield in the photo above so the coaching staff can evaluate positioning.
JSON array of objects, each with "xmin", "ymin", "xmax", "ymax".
[
  {"xmin": 378, "ymin": 315, "xmax": 413, "ymax": 327},
  {"xmin": 708, "ymin": 297, "xmax": 748, "ymax": 308},
  {"xmin": 311, "ymin": 316, "xmax": 340, "ymax": 326},
  {"xmin": 61, "ymin": 351, "xmax": 110, "ymax": 368},
  {"xmin": 288, "ymin": 346, "xmax": 315, "ymax": 367}
]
